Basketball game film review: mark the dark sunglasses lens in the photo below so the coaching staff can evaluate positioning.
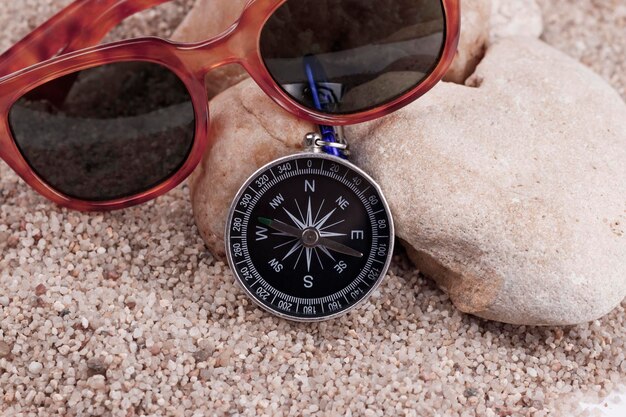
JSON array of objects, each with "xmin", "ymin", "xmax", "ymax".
[
  {"xmin": 9, "ymin": 61, "xmax": 195, "ymax": 202},
  {"xmin": 260, "ymin": 0, "xmax": 446, "ymax": 114}
]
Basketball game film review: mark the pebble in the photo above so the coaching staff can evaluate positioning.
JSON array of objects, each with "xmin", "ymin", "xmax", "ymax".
[
  {"xmin": 87, "ymin": 375, "xmax": 106, "ymax": 390},
  {"xmin": 0, "ymin": 296, "xmax": 9, "ymax": 306},
  {"xmin": 34, "ymin": 283, "xmax": 46, "ymax": 296},
  {"xmin": 0, "ymin": 341, "xmax": 11, "ymax": 358},
  {"xmin": 86, "ymin": 358, "xmax": 108, "ymax": 377},
  {"xmin": 28, "ymin": 361, "xmax": 43, "ymax": 375}
]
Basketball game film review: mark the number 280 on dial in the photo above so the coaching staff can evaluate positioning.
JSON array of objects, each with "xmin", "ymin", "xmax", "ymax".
[{"xmin": 225, "ymin": 153, "xmax": 394, "ymax": 321}]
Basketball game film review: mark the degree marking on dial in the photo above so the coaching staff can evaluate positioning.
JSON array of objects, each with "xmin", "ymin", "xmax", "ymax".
[{"xmin": 359, "ymin": 186, "xmax": 372, "ymax": 198}]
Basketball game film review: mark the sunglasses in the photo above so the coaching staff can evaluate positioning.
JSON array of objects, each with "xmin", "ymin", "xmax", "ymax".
[{"xmin": 0, "ymin": 0, "xmax": 460, "ymax": 211}]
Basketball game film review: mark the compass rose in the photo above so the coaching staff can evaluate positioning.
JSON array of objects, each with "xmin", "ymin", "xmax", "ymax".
[{"xmin": 260, "ymin": 197, "xmax": 362, "ymax": 272}]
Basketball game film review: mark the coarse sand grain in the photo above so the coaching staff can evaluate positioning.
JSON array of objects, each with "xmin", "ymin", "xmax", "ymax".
[{"xmin": 1, "ymin": 1, "xmax": 625, "ymax": 416}]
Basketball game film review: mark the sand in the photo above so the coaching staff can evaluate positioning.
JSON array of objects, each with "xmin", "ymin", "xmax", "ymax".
[{"xmin": 0, "ymin": 1, "xmax": 625, "ymax": 416}]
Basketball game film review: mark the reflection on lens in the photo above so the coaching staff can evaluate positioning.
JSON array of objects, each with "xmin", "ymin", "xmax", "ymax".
[
  {"xmin": 9, "ymin": 62, "xmax": 195, "ymax": 202},
  {"xmin": 260, "ymin": 0, "xmax": 446, "ymax": 114}
]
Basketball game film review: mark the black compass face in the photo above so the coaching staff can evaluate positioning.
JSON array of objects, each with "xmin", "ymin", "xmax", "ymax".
[{"xmin": 226, "ymin": 153, "xmax": 394, "ymax": 321}]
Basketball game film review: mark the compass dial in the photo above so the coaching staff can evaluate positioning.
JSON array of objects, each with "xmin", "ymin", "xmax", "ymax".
[{"xmin": 225, "ymin": 153, "xmax": 394, "ymax": 321}]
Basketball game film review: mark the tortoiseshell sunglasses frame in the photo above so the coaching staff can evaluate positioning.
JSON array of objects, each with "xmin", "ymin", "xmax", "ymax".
[{"xmin": 0, "ymin": 0, "xmax": 460, "ymax": 211}]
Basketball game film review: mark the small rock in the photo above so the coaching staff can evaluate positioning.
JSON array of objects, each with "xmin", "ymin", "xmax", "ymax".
[
  {"xmin": 6, "ymin": 235, "xmax": 18, "ymax": 248},
  {"xmin": 34, "ymin": 283, "xmax": 46, "ymax": 296},
  {"xmin": 464, "ymin": 388, "xmax": 479, "ymax": 398},
  {"xmin": 0, "ymin": 295, "xmax": 9, "ymax": 306},
  {"xmin": 0, "ymin": 340, "xmax": 11, "ymax": 358},
  {"xmin": 87, "ymin": 375, "xmax": 106, "ymax": 390},
  {"xmin": 215, "ymin": 348, "xmax": 233, "ymax": 368},
  {"xmin": 28, "ymin": 361, "xmax": 43, "ymax": 375},
  {"xmin": 192, "ymin": 349, "xmax": 211, "ymax": 363},
  {"xmin": 86, "ymin": 358, "xmax": 108, "ymax": 376}
]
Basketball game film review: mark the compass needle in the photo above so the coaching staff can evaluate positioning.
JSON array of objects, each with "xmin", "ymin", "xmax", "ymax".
[
  {"xmin": 260, "ymin": 217, "xmax": 303, "ymax": 238},
  {"xmin": 319, "ymin": 237, "xmax": 363, "ymax": 258}
]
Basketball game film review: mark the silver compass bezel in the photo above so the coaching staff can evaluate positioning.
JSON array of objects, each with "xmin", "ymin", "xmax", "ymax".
[{"xmin": 225, "ymin": 152, "xmax": 395, "ymax": 322}]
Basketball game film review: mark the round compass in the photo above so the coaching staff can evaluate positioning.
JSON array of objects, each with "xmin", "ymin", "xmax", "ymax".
[{"xmin": 225, "ymin": 153, "xmax": 394, "ymax": 321}]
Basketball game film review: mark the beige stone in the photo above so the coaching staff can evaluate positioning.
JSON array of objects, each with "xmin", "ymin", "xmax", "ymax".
[
  {"xmin": 490, "ymin": 0, "xmax": 543, "ymax": 43},
  {"xmin": 190, "ymin": 37, "xmax": 626, "ymax": 325},
  {"xmin": 443, "ymin": 0, "xmax": 492, "ymax": 84},
  {"xmin": 349, "ymin": 37, "xmax": 626, "ymax": 325}
]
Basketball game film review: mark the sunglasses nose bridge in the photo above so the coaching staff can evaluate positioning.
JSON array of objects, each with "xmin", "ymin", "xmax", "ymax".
[{"xmin": 183, "ymin": 23, "xmax": 256, "ymax": 78}]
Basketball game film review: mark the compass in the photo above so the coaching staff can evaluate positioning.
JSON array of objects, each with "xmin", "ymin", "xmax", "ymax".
[{"xmin": 225, "ymin": 142, "xmax": 394, "ymax": 321}]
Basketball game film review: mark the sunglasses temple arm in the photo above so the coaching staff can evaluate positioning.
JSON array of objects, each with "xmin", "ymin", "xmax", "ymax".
[{"xmin": 0, "ymin": 0, "xmax": 172, "ymax": 78}]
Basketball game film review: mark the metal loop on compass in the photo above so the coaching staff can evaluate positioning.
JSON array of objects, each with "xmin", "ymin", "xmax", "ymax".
[{"xmin": 304, "ymin": 132, "xmax": 351, "ymax": 157}]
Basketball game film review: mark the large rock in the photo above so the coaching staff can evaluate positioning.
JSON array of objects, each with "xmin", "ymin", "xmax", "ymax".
[
  {"xmin": 443, "ymin": 0, "xmax": 491, "ymax": 84},
  {"xmin": 190, "ymin": 37, "xmax": 626, "ymax": 325},
  {"xmin": 348, "ymin": 37, "xmax": 626, "ymax": 325}
]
